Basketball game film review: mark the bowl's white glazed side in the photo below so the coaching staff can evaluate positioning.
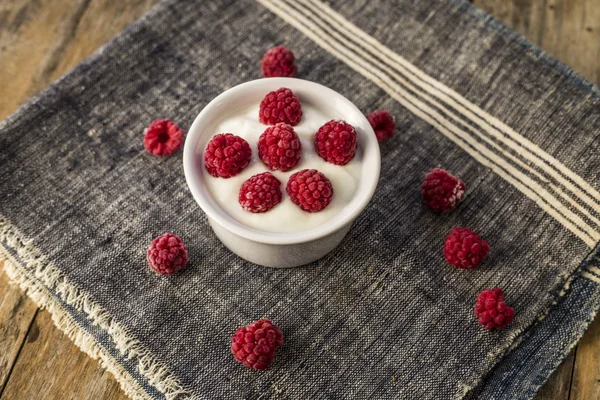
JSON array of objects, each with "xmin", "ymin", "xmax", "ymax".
[
  {"xmin": 208, "ymin": 217, "xmax": 353, "ymax": 268},
  {"xmin": 183, "ymin": 78, "xmax": 380, "ymax": 266}
]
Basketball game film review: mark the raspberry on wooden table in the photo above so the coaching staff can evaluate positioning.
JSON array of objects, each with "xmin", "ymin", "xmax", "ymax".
[
  {"xmin": 420, "ymin": 168, "xmax": 466, "ymax": 213},
  {"xmin": 366, "ymin": 110, "xmax": 396, "ymax": 142},
  {"xmin": 146, "ymin": 233, "xmax": 188, "ymax": 275},
  {"xmin": 238, "ymin": 172, "xmax": 282, "ymax": 213},
  {"xmin": 259, "ymin": 87, "xmax": 302, "ymax": 126},
  {"xmin": 261, "ymin": 46, "xmax": 297, "ymax": 78},
  {"xmin": 444, "ymin": 227, "xmax": 490, "ymax": 269},
  {"xmin": 475, "ymin": 288, "xmax": 514, "ymax": 330},
  {"xmin": 204, "ymin": 133, "xmax": 252, "ymax": 178},
  {"xmin": 258, "ymin": 123, "xmax": 302, "ymax": 171},
  {"xmin": 286, "ymin": 169, "xmax": 334, "ymax": 212},
  {"xmin": 143, "ymin": 119, "xmax": 184, "ymax": 156},
  {"xmin": 314, "ymin": 120, "xmax": 357, "ymax": 165},
  {"xmin": 231, "ymin": 319, "xmax": 284, "ymax": 370}
]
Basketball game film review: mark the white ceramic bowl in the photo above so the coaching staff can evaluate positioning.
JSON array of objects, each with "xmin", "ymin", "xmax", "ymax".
[{"xmin": 183, "ymin": 78, "xmax": 380, "ymax": 268}]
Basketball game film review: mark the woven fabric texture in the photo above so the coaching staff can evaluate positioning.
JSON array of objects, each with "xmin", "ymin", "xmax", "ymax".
[{"xmin": 1, "ymin": 0, "xmax": 599, "ymax": 399}]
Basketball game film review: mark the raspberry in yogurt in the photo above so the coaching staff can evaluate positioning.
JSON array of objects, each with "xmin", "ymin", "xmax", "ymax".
[{"xmin": 203, "ymin": 90, "xmax": 362, "ymax": 233}]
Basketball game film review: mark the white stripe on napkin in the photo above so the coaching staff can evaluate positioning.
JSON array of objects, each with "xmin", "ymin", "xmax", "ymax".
[{"xmin": 258, "ymin": 0, "xmax": 600, "ymax": 248}]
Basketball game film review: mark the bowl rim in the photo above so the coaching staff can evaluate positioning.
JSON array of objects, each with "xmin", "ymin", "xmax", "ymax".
[{"xmin": 183, "ymin": 78, "xmax": 380, "ymax": 245}]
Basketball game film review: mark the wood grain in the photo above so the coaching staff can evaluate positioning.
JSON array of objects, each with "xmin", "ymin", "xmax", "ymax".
[
  {"xmin": 471, "ymin": 2, "xmax": 600, "ymax": 398},
  {"xmin": 0, "ymin": 266, "xmax": 37, "ymax": 395},
  {"xmin": 534, "ymin": 352, "xmax": 575, "ymax": 400},
  {"xmin": 0, "ymin": 0, "xmax": 91, "ymax": 120},
  {"xmin": 571, "ymin": 317, "xmax": 600, "ymax": 400},
  {"xmin": 0, "ymin": 0, "xmax": 598, "ymax": 399},
  {"xmin": 0, "ymin": 0, "xmax": 157, "ymax": 399},
  {"xmin": 473, "ymin": 0, "xmax": 600, "ymax": 84},
  {"xmin": 1, "ymin": 310, "xmax": 129, "ymax": 400}
]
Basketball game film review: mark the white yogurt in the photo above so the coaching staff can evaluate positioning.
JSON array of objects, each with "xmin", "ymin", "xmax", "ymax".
[{"xmin": 202, "ymin": 104, "xmax": 363, "ymax": 233}]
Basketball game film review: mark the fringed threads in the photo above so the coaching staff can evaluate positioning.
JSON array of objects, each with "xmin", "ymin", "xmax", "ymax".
[{"xmin": 0, "ymin": 215, "xmax": 196, "ymax": 400}]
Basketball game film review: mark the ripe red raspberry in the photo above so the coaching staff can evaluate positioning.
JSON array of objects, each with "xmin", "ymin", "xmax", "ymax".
[
  {"xmin": 475, "ymin": 288, "xmax": 515, "ymax": 330},
  {"xmin": 239, "ymin": 172, "xmax": 282, "ymax": 213},
  {"xmin": 258, "ymin": 123, "xmax": 302, "ymax": 171},
  {"xmin": 444, "ymin": 227, "xmax": 490, "ymax": 269},
  {"xmin": 261, "ymin": 46, "xmax": 297, "ymax": 78},
  {"xmin": 421, "ymin": 168, "xmax": 466, "ymax": 212},
  {"xmin": 231, "ymin": 319, "xmax": 284, "ymax": 370},
  {"xmin": 366, "ymin": 110, "xmax": 396, "ymax": 142},
  {"xmin": 259, "ymin": 87, "xmax": 302, "ymax": 126},
  {"xmin": 314, "ymin": 120, "xmax": 357, "ymax": 165},
  {"xmin": 286, "ymin": 169, "xmax": 333, "ymax": 212},
  {"xmin": 204, "ymin": 133, "xmax": 252, "ymax": 178},
  {"xmin": 143, "ymin": 119, "xmax": 184, "ymax": 156},
  {"xmin": 146, "ymin": 233, "xmax": 188, "ymax": 275}
]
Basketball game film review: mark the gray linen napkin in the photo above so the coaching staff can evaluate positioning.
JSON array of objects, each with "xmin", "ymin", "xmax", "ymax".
[{"xmin": 1, "ymin": 0, "xmax": 599, "ymax": 398}]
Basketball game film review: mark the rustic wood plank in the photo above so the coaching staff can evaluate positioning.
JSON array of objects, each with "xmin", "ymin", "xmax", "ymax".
[
  {"xmin": 0, "ymin": 0, "xmax": 157, "ymax": 121},
  {"xmin": 44, "ymin": 0, "xmax": 159, "ymax": 88},
  {"xmin": 533, "ymin": 352, "xmax": 575, "ymax": 400},
  {"xmin": 0, "ymin": 0, "xmax": 87, "ymax": 394},
  {"xmin": 1, "ymin": 310, "xmax": 129, "ymax": 400},
  {"xmin": 473, "ymin": 1, "xmax": 600, "ymax": 399},
  {"xmin": 0, "ymin": 0, "xmax": 598, "ymax": 399},
  {"xmin": 0, "ymin": 0, "xmax": 91, "ymax": 120},
  {"xmin": 571, "ymin": 316, "xmax": 600, "ymax": 400},
  {"xmin": 0, "ymin": 266, "xmax": 38, "ymax": 396},
  {"xmin": 473, "ymin": 0, "xmax": 600, "ymax": 85},
  {"xmin": 0, "ymin": 0, "xmax": 156, "ymax": 398}
]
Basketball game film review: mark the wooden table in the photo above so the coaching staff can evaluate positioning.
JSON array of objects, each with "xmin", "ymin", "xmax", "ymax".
[{"xmin": 0, "ymin": 1, "xmax": 598, "ymax": 398}]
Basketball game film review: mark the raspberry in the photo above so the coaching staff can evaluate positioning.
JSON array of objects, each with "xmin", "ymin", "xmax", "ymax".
[
  {"xmin": 420, "ymin": 168, "xmax": 466, "ymax": 212},
  {"xmin": 143, "ymin": 119, "xmax": 184, "ymax": 156},
  {"xmin": 286, "ymin": 169, "xmax": 333, "ymax": 212},
  {"xmin": 475, "ymin": 288, "xmax": 515, "ymax": 330},
  {"xmin": 258, "ymin": 123, "xmax": 302, "ymax": 171},
  {"xmin": 261, "ymin": 46, "xmax": 297, "ymax": 78},
  {"xmin": 146, "ymin": 233, "xmax": 188, "ymax": 275},
  {"xmin": 314, "ymin": 120, "xmax": 357, "ymax": 165},
  {"xmin": 259, "ymin": 87, "xmax": 302, "ymax": 126},
  {"xmin": 444, "ymin": 227, "xmax": 490, "ymax": 269},
  {"xmin": 204, "ymin": 133, "xmax": 252, "ymax": 178},
  {"xmin": 231, "ymin": 319, "xmax": 284, "ymax": 370},
  {"xmin": 239, "ymin": 172, "xmax": 282, "ymax": 213},
  {"xmin": 366, "ymin": 110, "xmax": 396, "ymax": 142}
]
